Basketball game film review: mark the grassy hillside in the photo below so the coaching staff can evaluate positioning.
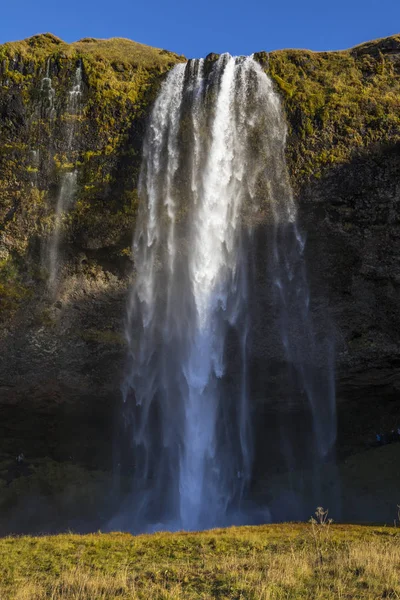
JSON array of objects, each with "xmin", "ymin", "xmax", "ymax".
[{"xmin": 1, "ymin": 523, "xmax": 400, "ymax": 598}]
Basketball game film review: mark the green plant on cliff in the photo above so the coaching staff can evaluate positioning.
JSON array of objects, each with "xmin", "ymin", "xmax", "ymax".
[
  {"xmin": 0, "ymin": 33, "xmax": 185, "ymax": 319},
  {"xmin": 0, "ymin": 256, "xmax": 30, "ymax": 318},
  {"xmin": 1, "ymin": 33, "xmax": 400, "ymax": 301},
  {"xmin": 268, "ymin": 35, "xmax": 400, "ymax": 185},
  {"xmin": 1, "ymin": 32, "xmax": 400, "ymax": 328}
]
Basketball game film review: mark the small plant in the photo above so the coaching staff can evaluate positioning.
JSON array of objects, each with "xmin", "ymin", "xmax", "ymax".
[
  {"xmin": 309, "ymin": 506, "xmax": 333, "ymax": 566},
  {"xmin": 311, "ymin": 506, "xmax": 333, "ymax": 527},
  {"xmin": 395, "ymin": 504, "xmax": 400, "ymax": 527}
]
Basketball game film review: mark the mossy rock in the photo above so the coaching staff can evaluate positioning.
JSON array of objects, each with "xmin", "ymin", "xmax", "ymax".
[
  {"xmin": 0, "ymin": 34, "xmax": 185, "ymax": 319},
  {"xmin": 266, "ymin": 35, "xmax": 400, "ymax": 186}
]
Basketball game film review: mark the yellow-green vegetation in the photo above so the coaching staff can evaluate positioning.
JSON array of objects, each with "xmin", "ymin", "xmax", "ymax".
[
  {"xmin": 1, "ymin": 33, "xmax": 183, "ymax": 71},
  {"xmin": 1, "ymin": 523, "xmax": 400, "ymax": 598},
  {"xmin": 0, "ymin": 256, "xmax": 31, "ymax": 319},
  {"xmin": 268, "ymin": 35, "xmax": 400, "ymax": 184},
  {"xmin": 1, "ymin": 32, "xmax": 400, "ymax": 317},
  {"xmin": 0, "ymin": 33, "xmax": 185, "ymax": 307}
]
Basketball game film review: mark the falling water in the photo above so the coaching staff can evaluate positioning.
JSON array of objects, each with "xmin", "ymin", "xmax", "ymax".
[
  {"xmin": 122, "ymin": 54, "xmax": 336, "ymax": 531},
  {"xmin": 47, "ymin": 65, "xmax": 82, "ymax": 291},
  {"xmin": 40, "ymin": 59, "xmax": 56, "ymax": 119}
]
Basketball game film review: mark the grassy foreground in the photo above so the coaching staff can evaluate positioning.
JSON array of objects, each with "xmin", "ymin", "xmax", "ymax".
[{"xmin": 1, "ymin": 523, "xmax": 400, "ymax": 599}]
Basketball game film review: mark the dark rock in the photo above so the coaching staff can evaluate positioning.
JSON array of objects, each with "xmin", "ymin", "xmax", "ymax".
[
  {"xmin": 253, "ymin": 51, "xmax": 269, "ymax": 67},
  {"xmin": 205, "ymin": 52, "xmax": 220, "ymax": 62}
]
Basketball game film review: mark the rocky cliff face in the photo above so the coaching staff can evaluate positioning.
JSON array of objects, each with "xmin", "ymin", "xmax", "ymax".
[
  {"xmin": 267, "ymin": 36, "xmax": 400, "ymax": 457},
  {"xmin": 269, "ymin": 37, "xmax": 400, "ymax": 456},
  {"xmin": 0, "ymin": 33, "xmax": 399, "ymax": 530},
  {"xmin": 0, "ymin": 34, "xmax": 183, "ymax": 464}
]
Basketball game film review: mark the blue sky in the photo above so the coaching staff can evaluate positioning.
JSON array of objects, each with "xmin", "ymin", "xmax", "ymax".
[{"xmin": 1, "ymin": 0, "xmax": 399, "ymax": 58}]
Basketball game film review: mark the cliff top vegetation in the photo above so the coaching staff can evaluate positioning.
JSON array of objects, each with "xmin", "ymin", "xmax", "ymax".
[
  {"xmin": 0, "ymin": 32, "xmax": 399, "ymax": 324},
  {"xmin": 0, "ymin": 32, "xmax": 185, "ymax": 71},
  {"xmin": 0, "ymin": 31, "xmax": 399, "ymax": 328},
  {"xmin": 0, "ymin": 33, "xmax": 185, "ymax": 308},
  {"xmin": 268, "ymin": 34, "xmax": 400, "ymax": 184}
]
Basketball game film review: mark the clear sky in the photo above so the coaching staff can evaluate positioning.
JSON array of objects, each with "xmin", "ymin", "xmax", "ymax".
[{"xmin": 1, "ymin": 0, "xmax": 399, "ymax": 58}]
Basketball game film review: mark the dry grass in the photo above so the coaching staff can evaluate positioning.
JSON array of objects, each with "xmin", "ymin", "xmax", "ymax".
[
  {"xmin": 71, "ymin": 37, "xmax": 184, "ymax": 69},
  {"xmin": 0, "ymin": 524, "xmax": 400, "ymax": 598}
]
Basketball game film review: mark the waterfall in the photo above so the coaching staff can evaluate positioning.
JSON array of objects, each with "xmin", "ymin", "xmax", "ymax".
[
  {"xmin": 40, "ymin": 59, "xmax": 56, "ymax": 119},
  {"xmin": 121, "ymin": 54, "xmax": 336, "ymax": 531},
  {"xmin": 47, "ymin": 65, "xmax": 82, "ymax": 292}
]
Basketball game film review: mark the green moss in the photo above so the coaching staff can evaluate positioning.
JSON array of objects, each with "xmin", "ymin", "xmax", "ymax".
[
  {"xmin": 1, "ymin": 32, "xmax": 400, "ymax": 309},
  {"xmin": 0, "ymin": 256, "xmax": 31, "ymax": 318},
  {"xmin": 267, "ymin": 36, "xmax": 400, "ymax": 184},
  {"xmin": 0, "ymin": 33, "xmax": 184, "ymax": 303}
]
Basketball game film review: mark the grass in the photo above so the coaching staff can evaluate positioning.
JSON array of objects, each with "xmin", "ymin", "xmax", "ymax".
[
  {"xmin": 1, "ymin": 523, "xmax": 400, "ymax": 598},
  {"xmin": 0, "ymin": 32, "xmax": 184, "ymax": 70},
  {"xmin": 71, "ymin": 36, "xmax": 184, "ymax": 69}
]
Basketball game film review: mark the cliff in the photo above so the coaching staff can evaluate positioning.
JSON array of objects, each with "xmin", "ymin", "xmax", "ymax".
[
  {"xmin": 269, "ymin": 36, "xmax": 400, "ymax": 455},
  {"xmin": 0, "ymin": 33, "xmax": 399, "ymax": 530},
  {"xmin": 266, "ymin": 36, "xmax": 400, "ymax": 457},
  {"xmin": 0, "ymin": 34, "xmax": 183, "ymax": 450}
]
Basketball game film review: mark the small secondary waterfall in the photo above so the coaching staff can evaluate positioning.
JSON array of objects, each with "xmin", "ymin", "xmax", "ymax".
[
  {"xmin": 47, "ymin": 65, "xmax": 82, "ymax": 291},
  {"xmin": 40, "ymin": 59, "xmax": 56, "ymax": 119},
  {"xmin": 122, "ymin": 54, "xmax": 336, "ymax": 531}
]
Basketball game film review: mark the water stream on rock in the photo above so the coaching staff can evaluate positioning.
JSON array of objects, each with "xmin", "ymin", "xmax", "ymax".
[
  {"xmin": 121, "ymin": 54, "xmax": 336, "ymax": 531},
  {"xmin": 47, "ymin": 65, "xmax": 82, "ymax": 292},
  {"xmin": 40, "ymin": 59, "xmax": 56, "ymax": 119}
]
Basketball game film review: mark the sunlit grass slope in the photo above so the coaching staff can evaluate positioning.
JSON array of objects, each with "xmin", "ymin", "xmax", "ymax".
[
  {"xmin": 1, "ymin": 32, "xmax": 184, "ymax": 70},
  {"xmin": 1, "ymin": 523, "xmax": 400, "ymax": 598}
]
